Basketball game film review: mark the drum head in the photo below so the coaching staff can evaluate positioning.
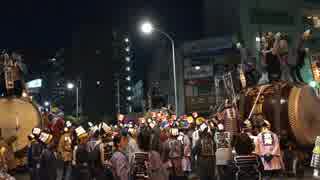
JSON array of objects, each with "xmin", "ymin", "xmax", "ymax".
[
  {"xmin": 0, "ymin": 98, "xmax": 41, "ymax": 151},
  {"xmin": 288, "ymin": 85, "xmax": 320, "ymax": 145}
]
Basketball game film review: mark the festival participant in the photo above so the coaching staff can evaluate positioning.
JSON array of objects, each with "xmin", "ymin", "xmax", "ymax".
[
  {"xmin": 260, "ymin": 32, "xmax": 280, "ymax": 83},
  {"xmin": 58, "ymin": 121, "xmax": 73, "ymax": 180},
  {"xmin": 72, "ymin": 126, "xmax": 90, "ymax": 180},
  {"xmin": 27, "ymin": 128, "xmax": 43, "ymax": 180},
  {"xmin": 311, "ymin": 136, "xmax": 320, "ymax": 178},
  {"xmin": 91, "ymin": 123, "xmax": 114, "ymax": 180},
  {"xmin": 192, "ymin": 123, "xmax": 216, "ymax": 180},
  {"xmin": 130, "ymin": 127, "xmax": 168, "ymax": 180},
  {"xmin": 214, "ymin": 124, "xmax": 232, "ymax": 180},
  {"xmin": 233, "ymin": 133, "xmax": 262, "ymax": 180},
  {"xmin": 178, "ymin": 120, "xmax": 192, "ymax": 177},
  {"xmin": 127, "ymin": 125, "xmax": 140, "ymax": 163},
  {"xmin": 223, "ymin": 99, "xmax": 238, "ymax": 138},
  {"xmin": 0, "ymin": 143, "xmax": 15, "ymax": 180},
  {"xmin": 27, "ymin": 133, "xmax": 42, "ymax": 180},
  {"xmin": 162, "ymin": 127, "xmax": 185, "ymax": 180},
  {"xmin": 39, "ymin": 131, "xmax": 58, "ymax": 180},
  {"xmin": 255, "ymin": 120, "xmax": 283, "ymax": 179},
  {"xmin": 110, "ymin": 129, "xmax": 129, "ymax": 180}
]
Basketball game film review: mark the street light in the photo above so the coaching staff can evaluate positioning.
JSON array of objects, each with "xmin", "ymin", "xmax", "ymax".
[
  {"xmin": 140, "ymin": 21, "xmax": 179, "ymax": 116},
  {"xmin": 125, "ymin": 38, "xmax": 129, "ymax": 43},
  {"xmin": 126, "ymin": 57, "xmax": 131, "ymax": 62},
  {"xmin": 67, "ymin": 83, "xmax": 75, "ymax": 89},
  {"xmin": 141, "ymin": 22, "xmax": 154, "ymax": 34},
  {"xmin": 67, "ymin": 81, "xmax": 80, "ymax": 120},
  {"xmin": 44, "ymin": 101, "xmax": 50, "ymax": 107},
  {"xmin": 126, "ymin": 66, "xmax": 131, "ymax": 71}
]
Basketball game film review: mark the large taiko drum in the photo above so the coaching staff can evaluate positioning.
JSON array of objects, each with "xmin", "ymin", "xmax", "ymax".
[
  {"xmin": 242, "ymin": 82, "xmax": 320, "ymax": 146},
  {"xmin": 0, "ymin": 97, "xmax": 42, "ymax": 152}
]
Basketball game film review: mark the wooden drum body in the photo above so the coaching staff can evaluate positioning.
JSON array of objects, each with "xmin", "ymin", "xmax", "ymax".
[{"xmin": 242, "ymin": 82, "xmax": 320, "ymax": 146}]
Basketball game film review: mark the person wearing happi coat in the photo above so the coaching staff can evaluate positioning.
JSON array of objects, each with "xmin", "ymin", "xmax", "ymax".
[{"xmin": 255, "ymin": 120, "xmax": 283, "ymax": 179}]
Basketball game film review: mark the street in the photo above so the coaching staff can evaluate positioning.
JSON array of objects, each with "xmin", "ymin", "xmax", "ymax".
[{"xmin": 14, "ymin": 171, "xmax": 317, "ymax": 180}]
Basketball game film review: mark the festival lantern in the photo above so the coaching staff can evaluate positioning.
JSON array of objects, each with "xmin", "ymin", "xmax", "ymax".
[
  {"xmin": 118, "ymin": 114, "xmax": 125, "ymax": 122},
  {"xmin": 196, "ymin": 117, "xmax": 205, "ymax": 126},
  {"xmin": 187, "ymin": 116, "xmax": 194, "ymax": 124},
  {"xmin": 39, "ymin": 132, "xmax": 53, "ymax": 145}
]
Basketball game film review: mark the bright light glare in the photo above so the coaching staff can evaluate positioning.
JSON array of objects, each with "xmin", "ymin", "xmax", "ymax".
[
  {"xmin": 126, "ymin": 67, "xmax": 131, "ymax": 71},
  {"xmin": 125, "ymin": 47, "xmax": 130, "ymax": 52},
  {"xmin": 141, "ymin": 22, "xmax": 154, "ymax": 34},
  {"xmin": 127, "ymin": 96, "xmax": 132, "ymax": 101},
  {"xmin": 126, "ymin": 57, "xmax": 131, "ymax": 62},
  {"xmin": 44, "ymin": 101, "xmax": 50, "ymax": 107},
  {"xmin": 126, "ymin": 76, "xmax": 131, "ymax": 81},
  {"xmin": 67, "ymin": 83, "xmax": 75, "ymax": 89},
  {"xmin": 22, "ymin": 92, "xmax": 28, "ymax": 97},
  {"xmin": 127, "ymin": 86, "xmax": 132, "ymax": 91},
  {"xmin": 236, "ymin": 42, "xmax": 242, "ymax": 49},
  {"xmin": 194, "ymin": 66, "xmax": 201, "ymax": 70},
  {"xmin": 256, "ymin": 37, "xmax": 261, "ymax": 42},
  {"xmin": 125, "ymin": 38, "xmax": 129, "ymax": 43},
  {"xmin": 309, "ymin": 81, "xmax": 317, "ymax": 88}
]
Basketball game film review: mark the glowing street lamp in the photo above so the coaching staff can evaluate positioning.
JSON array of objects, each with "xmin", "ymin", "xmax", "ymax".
[
  {"xmin": 126, "ymin": 57, "xmax": 131, "ymax": 62},
  {"xmin": 126, "ymin": 66, "xmax": 131, "ymax": 71},
  {"xmin": 141, "ymin": 22, "xmax": 154, "ymax": 34},
  {"xmin": 125, "ymin": 38, "xmax": 129, "ymax": 43},
  {"xmin": 140, "ymin": 20, "xmax": 179, "ymax": 116},
  {"xmin": 126, "ymin": 76, "xmax": 131, "ymax": 81},
  {"xmin": 67, "ymin": 83, "xmax": 75, "ymax": 89}
]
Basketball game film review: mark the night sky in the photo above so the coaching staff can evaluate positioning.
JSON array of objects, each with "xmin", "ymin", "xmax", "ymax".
[{"xmin": 1, "ymin": 0, "xmax": 204, "ymax": 119}]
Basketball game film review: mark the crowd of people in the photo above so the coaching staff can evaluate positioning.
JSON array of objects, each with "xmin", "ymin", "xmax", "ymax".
[{"xmin": 1, "ymin": 102, "xmax": 312, "ymax": 180}]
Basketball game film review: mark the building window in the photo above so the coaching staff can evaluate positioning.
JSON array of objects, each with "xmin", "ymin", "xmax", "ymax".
[{"xmin": 250, "ymin": 8, "xmax": 294, "ymax": 25}]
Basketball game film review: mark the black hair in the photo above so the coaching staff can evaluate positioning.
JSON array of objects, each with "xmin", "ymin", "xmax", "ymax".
[
  {"xmin": 113, "ymin": 134, "xmax": 121, "ymax": 149},
  {"xmin": 234, "ymin": 133, "xmax": 255, "ymax": 155},
  {"xmin": 137, "ymin": 127, "xmax": 151, "ymax": 152}
]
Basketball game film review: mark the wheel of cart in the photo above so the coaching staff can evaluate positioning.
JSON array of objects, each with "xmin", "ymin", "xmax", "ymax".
[{"xmin": 234, "ymin": 155, "xmax": 262, "ymax": 180}]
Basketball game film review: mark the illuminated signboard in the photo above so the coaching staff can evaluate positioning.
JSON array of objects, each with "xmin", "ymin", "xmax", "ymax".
[{"xmin": 26, "ymin": 79, "xmax": 42, "ymax": 89}]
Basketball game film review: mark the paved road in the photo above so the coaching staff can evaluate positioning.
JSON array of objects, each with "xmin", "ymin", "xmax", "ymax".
[{"xmin": 14, "ymin": 173, "xmax": 318, "ymax": 180}]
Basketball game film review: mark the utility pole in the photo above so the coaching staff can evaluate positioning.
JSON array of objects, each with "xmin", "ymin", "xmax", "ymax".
[{"xmin": 116, "ymin": 79, "xmax": 120, "ymax": 113}]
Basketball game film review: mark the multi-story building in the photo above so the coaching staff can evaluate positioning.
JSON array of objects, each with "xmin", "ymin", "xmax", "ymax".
[{"xmin": 112, "ymin": 30, "xmax": 134, "ymax": 114}]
